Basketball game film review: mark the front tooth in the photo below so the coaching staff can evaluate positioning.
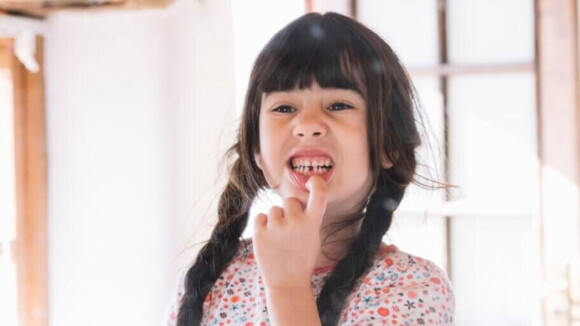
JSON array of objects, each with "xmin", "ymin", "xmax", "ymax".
[{"xmin": 291, "ymin": 157, "xmax": 334, "ymax": 170}]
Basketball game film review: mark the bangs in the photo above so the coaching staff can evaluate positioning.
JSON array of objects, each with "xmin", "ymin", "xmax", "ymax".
[{"xmin": 255, "ymin": 14, "xmax": 370, "ymax": 98}]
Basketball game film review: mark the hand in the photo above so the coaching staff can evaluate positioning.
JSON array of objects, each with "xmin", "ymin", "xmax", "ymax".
[{"xmin": 252, "ymin": 176, "xmax": 328, "ymax": 290}]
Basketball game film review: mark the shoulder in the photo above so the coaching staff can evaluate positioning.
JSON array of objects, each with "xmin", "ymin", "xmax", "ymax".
[
  {"xmin": 372, "ymin": 244, "xmax": 455, "ymax": 300},
  {"xmin": 340, "ymin": 244, "xmax": 455, "ymax": 325},
  {"xmin": 375, "ymin": 244, "xmax": 451, "ymax": 282}
]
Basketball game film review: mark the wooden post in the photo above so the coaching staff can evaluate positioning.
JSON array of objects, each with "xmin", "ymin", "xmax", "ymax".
[
  {"xmin": 2, "ymin": 36, "xmax": 48, "ymax": 326},
  {"xmin": 535, "ymin": 0, "xmax": 580, "ymax": 324}
]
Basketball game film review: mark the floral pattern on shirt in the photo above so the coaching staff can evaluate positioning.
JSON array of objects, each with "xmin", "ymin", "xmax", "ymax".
[{"xmin": 166, "ymin": 238, "xmax": 455, "ymax": 325}]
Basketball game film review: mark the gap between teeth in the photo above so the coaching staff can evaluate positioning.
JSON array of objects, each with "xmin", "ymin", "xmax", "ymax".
[{"xmin": 291, "ymin": 165, "xmax": 333, "ymax": 174}]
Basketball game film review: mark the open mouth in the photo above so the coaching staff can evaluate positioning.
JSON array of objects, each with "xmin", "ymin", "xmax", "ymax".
[
  {"xmin": 287, "ymin": 155, "xmax": 335, "ymax": 189},
  {"xmin": 288, "ymin": 156, "xmax": 334, "ymax": 175}
]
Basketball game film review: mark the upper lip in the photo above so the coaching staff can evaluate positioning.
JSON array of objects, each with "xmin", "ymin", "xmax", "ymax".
[{"xmin": 287, "ymin": 148, "xmax": 335, "ymax": 165}]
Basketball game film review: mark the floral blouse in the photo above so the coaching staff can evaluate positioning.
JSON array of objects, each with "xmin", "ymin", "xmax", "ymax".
[{"xmin": 166, "ymin": 238, "xmax": 455, "ymax": 325}]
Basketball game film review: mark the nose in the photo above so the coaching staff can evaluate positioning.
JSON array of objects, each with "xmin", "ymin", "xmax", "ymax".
[{"xmin": 293, "ymin": 109, "xmax": 327, "ymax": 138}]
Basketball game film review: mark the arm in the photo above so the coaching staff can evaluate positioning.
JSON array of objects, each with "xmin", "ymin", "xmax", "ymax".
[{"xmin": 265, "ymin": 285, "xmax": 322, "ymax": 326}]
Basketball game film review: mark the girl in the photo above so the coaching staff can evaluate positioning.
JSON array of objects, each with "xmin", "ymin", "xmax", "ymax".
[{"xmin": 168, "ymin": 12, "xmax": 455, "ymax": 326}]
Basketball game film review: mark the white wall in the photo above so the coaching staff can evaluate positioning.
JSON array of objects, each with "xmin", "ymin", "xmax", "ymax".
[{"xmin": 43, "ymin": 0, "xmax": 236, "ymax": 325}]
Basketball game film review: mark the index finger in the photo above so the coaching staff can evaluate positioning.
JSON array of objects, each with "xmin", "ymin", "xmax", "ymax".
[{"xmin": 305, "ymin": 175, "xmax": 328, "ymax": 219}]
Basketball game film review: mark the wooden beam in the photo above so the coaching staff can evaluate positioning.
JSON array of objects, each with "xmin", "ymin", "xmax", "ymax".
[
  {"xmin": 408, "ymin": 62, "xmax": 535, "ymax": 77},
  {"xmin": 536, "ymin": 0, "xmax": 580, "ymax": 324},
  {"xmin": 0, "ymin": 0, "xmax": 173, "ymax": 17},
  {"xmin": 305, "ymin": 0, "xmax": 353, "ymax": 18},
  {"xmin": 7, "ymin": 36, "xmax": 48, "ymax": 326}
]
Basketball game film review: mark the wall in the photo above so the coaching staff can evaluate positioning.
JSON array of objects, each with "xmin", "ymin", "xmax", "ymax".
[{"xmin": 43, "ymin": 0, "xmax": 236, "ymax": 324}]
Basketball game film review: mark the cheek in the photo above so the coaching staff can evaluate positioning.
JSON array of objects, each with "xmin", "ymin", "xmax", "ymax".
[
  {"xmin": 347, "ymin": 120, "xmax": 370, "ymax": 153},
  {"xmin": 344, "ymin": 124, "xmax": 372, "ymax": 173},
  {"xmin": 258, "ymin": 121, "xmax": 285, "ymax": 170}
]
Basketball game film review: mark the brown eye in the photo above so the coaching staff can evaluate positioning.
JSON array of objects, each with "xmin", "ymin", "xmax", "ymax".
[
  {"xmin": 272, "ymin": 105, "xmax": 295, "ymax": 113},
  {"xmin": 329, "ymin": 102, "xmax": 353, "ymax": 111}
]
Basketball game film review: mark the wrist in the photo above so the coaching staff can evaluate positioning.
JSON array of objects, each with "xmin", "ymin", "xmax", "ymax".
[
  {"xmin": 265, "ymin": 283, "xmax": 313, "ymax": 295},
  {"xmin": 262, "ymin": 274, "xmax": 313, "ymax": 291},
  {"xmin": 264, "ymin": 284, "xmax": 321, "ymax": 326}
]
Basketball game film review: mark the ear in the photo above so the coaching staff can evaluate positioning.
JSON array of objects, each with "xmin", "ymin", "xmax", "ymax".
[{"xmin": 254, "ymin": 152, "xmax": 263, "ymax": 170}]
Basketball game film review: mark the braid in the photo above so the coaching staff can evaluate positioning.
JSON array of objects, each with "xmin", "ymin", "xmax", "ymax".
[
  {"xmin": 176, "ymin": 215, "xmax": 248, "ymax": 325},
  {"xmin": 316, "ymin": 177, "xmax": 406, "ymax": 326},
  {"xmin": 177, "ymin": 155, "xmax": 258, "ymax": 326}
]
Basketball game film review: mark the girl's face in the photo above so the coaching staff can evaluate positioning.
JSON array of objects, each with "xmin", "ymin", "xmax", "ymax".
[{"xmin": 255, "ymin": 82, "xmax": 383, "ymax": 217}]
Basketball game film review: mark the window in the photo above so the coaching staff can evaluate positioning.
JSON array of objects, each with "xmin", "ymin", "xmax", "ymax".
[{"xmin": 353, "ymin": 0, "xmax": 579, "ymax": 324}]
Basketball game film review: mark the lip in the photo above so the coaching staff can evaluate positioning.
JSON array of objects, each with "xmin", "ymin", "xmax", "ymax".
[
  {"xmin": 287, "ymin": 148, "xmax": 335, "ymax": 163},
  {"xmin": 287, "ymin": 148, "xmax": 335, "ymax": 191},
  {"xmin": 288, "ymin": 166, "xmax": 334, "ymax": 191}
]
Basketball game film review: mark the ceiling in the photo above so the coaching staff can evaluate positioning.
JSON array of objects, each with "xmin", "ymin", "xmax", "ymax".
[{"xmin": 0, "ymin": 0, "xmax": 173, "ymax": 18}]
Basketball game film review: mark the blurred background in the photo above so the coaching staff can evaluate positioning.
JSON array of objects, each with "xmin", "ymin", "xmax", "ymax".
[{"xmin": 0, "ymin": 0, "xmax": 578, "ymax": 325}]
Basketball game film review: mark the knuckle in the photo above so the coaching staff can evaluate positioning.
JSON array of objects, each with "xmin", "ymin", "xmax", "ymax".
[
  {"xmin": 283, "ymin": 197, "xmax": 298, "ymax": 207},
  {"xmin": 286, "ymin": 197, "xmax": 304, "ymax": 210},
  {"xmin": 268, "ymin": 206, "xmax": 280, "ymax": 215}
]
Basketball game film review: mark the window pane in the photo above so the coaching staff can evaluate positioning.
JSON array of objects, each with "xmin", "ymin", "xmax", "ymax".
[
  {"xmin": 451, "ymin": 216, "xmax": 541, "ymax": 325},
  {"xmin": 448, "ymin": 73, "xmax": 538, "ymax": 213},
  {"xmin": 357, "ymin": 0, "xmax": 439, "ymax": 67},
  {"xmin": 448, "ymin": 72, "xmax": 540, "ymax": 324},
  {"xmin": 447, "ymin": 0, "xmax": 534, "ymax": 64}
]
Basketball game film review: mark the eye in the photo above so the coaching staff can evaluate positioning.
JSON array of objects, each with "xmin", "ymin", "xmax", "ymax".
[
  {"xmin": 329, "ymin": 102, "xmax": 354, "ymax": 111},
  {"xmin": 272, "ymin": 105, "xmax": 295, "ymax": 113}
]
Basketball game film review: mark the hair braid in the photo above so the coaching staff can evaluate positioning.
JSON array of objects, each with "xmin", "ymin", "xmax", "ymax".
[
  {"xmin": 316, "ymin": 177, "xmax": 406, "ymax": 326},
  {"xmin": 177, "ymin": 154, "xmax": 259, "ymax": 326}
]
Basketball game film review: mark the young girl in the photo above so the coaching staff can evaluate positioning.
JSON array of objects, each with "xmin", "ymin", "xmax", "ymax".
[{"xmin": 168, "ymin": 12, "xmax": 455, "ymax": 326}]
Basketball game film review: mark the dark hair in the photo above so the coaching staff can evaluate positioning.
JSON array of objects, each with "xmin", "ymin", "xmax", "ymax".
[{"xmin": 177, "ymin": 12, "xmax": 444, "ymax": 326}]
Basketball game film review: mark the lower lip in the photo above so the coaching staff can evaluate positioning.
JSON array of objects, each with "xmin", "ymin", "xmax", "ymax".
[{"xmin": 288, "ymin": 166, "xmax": 334, "ymax": 191}]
